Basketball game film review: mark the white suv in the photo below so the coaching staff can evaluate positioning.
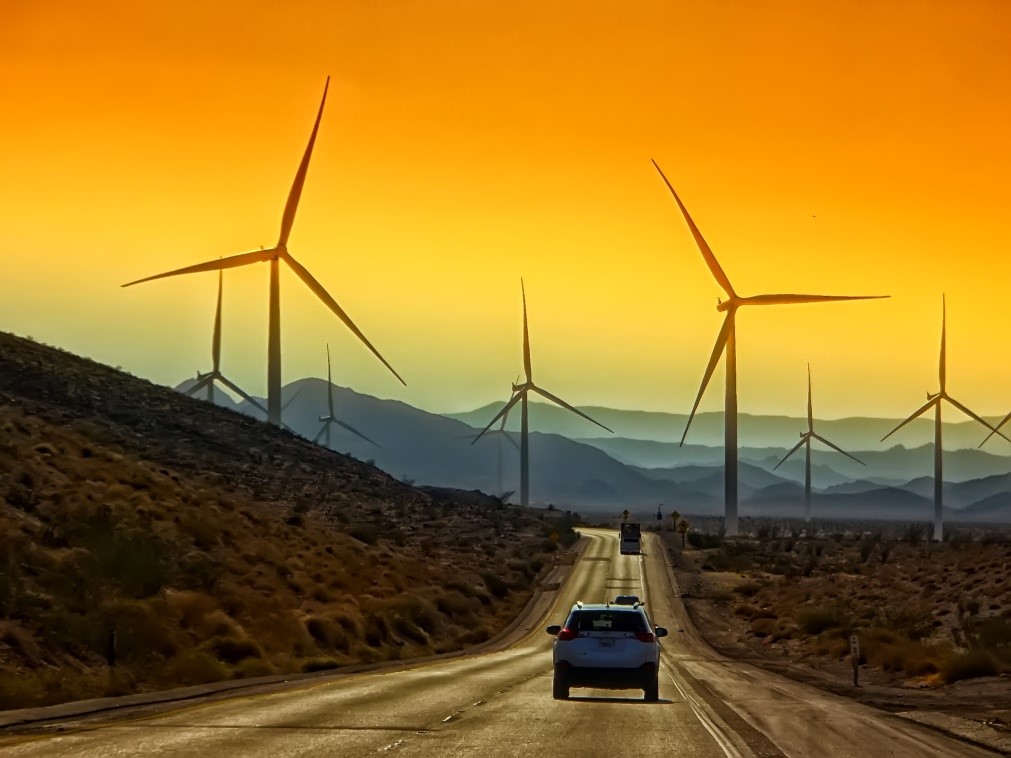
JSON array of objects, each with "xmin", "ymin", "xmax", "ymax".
[{"xmin": 546, "ymin": 601, "xmax": 667, "ymax": 701}]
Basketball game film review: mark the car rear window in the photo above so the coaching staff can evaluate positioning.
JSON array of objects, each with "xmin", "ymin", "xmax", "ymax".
[{"xmin": 566, "ymin": 610, "xmax": 646, "ymax": 633}]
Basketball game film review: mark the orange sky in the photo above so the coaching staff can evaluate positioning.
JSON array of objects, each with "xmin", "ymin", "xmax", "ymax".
[{"xmin": 2, "ymin": 1, "xmax": 1010, "ymax": 425}]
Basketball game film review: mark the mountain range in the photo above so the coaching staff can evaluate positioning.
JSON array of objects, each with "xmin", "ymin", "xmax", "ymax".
[{"xmin": 183, "ymin": 377, "xmax": 1011, "ymax": 523}]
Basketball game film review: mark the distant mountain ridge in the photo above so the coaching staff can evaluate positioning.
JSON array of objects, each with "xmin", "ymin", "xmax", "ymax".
[
  {"xmin": 179, "ymin": 379, "xmax": 1011, "ymax": 523},
  {"xmin": 447, "ymin": 402, "xmax": 1011, "ymax": 453}
]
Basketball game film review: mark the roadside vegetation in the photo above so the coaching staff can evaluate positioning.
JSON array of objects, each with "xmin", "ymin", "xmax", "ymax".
[
  {"xmin": 665, "ymin": 522, "xmax": 1011, "ymax": 687},
  {"xmin": 0, "ymin": 333, "xmax": 578, "ymax": 709}
]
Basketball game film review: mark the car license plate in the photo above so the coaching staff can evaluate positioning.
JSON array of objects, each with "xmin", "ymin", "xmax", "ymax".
[{"xmin": 599, "ymin": 639, "xmax": 615, "ymax": 648}]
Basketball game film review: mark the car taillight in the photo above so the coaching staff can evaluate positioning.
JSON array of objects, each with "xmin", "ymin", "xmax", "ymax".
[
  {"xmin": 635, "ymin": 631, "xmax": 655, "ymax": 643},
  {"xmin": 556, "ymin": 627, "xmax": 578, "ymax": 641}
]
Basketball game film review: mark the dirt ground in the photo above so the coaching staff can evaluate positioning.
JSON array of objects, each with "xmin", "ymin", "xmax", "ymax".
[{"xmin": 664, "ymin": 532, "xmax": 1011, "ymax": 753}]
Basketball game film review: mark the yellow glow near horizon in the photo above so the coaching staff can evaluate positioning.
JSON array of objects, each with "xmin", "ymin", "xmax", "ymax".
[{"xmin": 2, "ymin": 1, "xmax": 1011, "ymax": 425}]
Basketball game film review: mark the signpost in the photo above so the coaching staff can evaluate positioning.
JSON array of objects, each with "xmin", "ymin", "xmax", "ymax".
[{"xmin": 850, "ymin": 634, "xmax": 860, "ymax": 686}]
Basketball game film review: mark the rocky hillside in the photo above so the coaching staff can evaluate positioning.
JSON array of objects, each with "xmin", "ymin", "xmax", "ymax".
[{"xmin": 0, "ymin": 332, "xmax": 574, "ymax": 708}]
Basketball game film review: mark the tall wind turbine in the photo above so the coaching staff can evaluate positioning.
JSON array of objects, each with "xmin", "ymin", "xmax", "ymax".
[
  {"xmin": 652, "ymin": 160, "xmax": 887, "ymax": 537},
  {"xmin": 881, "ymin": 296, "xmax": 1007, "ymax": 541},
  {"xmin": 773, "ymin": 365, "xmax": 864, "ymax": 523},
  {"xmin": 123, "ymin": 77, "xmax": 404, "ymax": 425},
  {"xmin": 184, "ymin": 271, "xmax": 266, "ymax": 415},
  {"xmin": 472, "ymin": 281, "xmax": 613, "ymax": 507},
  {"xmin": 464, "ymin": 388, "xmax": 521, "ymax": 499},
  {"xmin": 314, "ymin": 344, "xmax": 381, "ymax": 449}
]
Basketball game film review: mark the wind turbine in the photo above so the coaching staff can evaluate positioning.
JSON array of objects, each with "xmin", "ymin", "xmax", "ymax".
[
  {"xmin": 464, "ymin": 387, "xmax": 521, "ymax": 500},
  {"xmin": 652, "ymin": 160, "xmax": 887, "ymax": 537},
  {"xmin": 184, "ymin": 270, "xmax": 266, "ymax": 415},
  {"xmin": 773, "ymin": 365, "xmax": 864, "ymax": 523},
  {"xmin": 314, "ymin": 344, "xmax": 382, "ymax": 449},
  {"xmin": 881, "ymin": 296, "xmax": 1007, "ymax": 541},
  {"xmin": 472, "ymin": 280, "xmax": 613, "ymax": 507},
  {"xmin": 979, "ymin": 411, "xmax": 1011, "ymax": 449},
  {"xmin": 123, "ymin": 77, "xmax": 404, "ymax": 425}
]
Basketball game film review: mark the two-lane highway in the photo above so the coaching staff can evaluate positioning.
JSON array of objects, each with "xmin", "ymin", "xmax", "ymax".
[{"xmin": 0, "ymin": 529, "xmax": 996, "ymax": 756}]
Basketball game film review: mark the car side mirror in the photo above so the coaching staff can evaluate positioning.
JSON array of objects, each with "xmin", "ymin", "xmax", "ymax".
[
  {"xmin": 546, "ymin": 625, "xmax": 561, "ymax": 635},
  {"xmin": 654, "ymin": 627, "xmax": 668, "ymax": 638}
]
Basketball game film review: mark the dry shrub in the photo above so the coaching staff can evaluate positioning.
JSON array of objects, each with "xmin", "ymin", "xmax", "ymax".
[
  {"xmin": 160, "ymin": 650, "xmax": 229, "ymax": 686},
  {"xmin": 0, "ymin": 621, "xmax": 42, "ymax": 664},
  {"xmin": 203, "ymin": 635, "xmax": 261, "ymax": 664},
  {"xmin": 796, "ymin": 607, "xmax": 848, "ymax": 636},
  {"xmin": 301, "ymin": 657, "xmax": 342, "ymax": 673},
  {"xmin": 733, "ymin": 581, "xmax": 762, "ymax": 598},
  {"xmin": 304, "ymin": 616, "xmax": 348, "ymax": 651},
  {"xmin": 750, "ymin": 618, "xmax": 778, "ymax": 638},
  {"xmin": 941, "ymin": 649, "xmax": 1001, "ymax": 684}
]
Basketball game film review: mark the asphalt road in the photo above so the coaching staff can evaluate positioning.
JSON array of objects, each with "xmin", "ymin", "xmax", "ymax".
[{"xmin": 0, "ymin": 529, "xmax": 996, "ymax": 757}]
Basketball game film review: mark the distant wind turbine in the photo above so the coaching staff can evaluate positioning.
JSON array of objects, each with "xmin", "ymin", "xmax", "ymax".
[
  {"xmin": 472, "ymin": 280, "xmax": 613, "ymax": 507},
  {"xmin": 979, "ymin": 411, "xmax": 1011, "ymax": 449},
  {"xmin": 463, "ymin": 387, "xmax": 521, "ymax": 500},
  {"xmin": 314, "ymin": 344, "xmax": 382, "ymax": 449},
  {"xmin": 184, "ymin": 271, "xmax": 266, "ymax": 416},
  {"xmin": 773, "ymin": 365, "xmax": 864, "ymax": 523},
  {"xmin": 123, "ymin": 77, "xmax": 404, "ymax": 426},
  {"xmin": 881, "ymin": 296, "xmax": 1007, "ymax": 541},
  {"xmin": 652, "ymin": 159, "xmax": 888, "ymax": 537}
]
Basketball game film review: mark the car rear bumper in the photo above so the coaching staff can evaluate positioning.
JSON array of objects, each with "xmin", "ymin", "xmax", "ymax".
[{"xmin": 555, "ymin": 662, "xmax": 655, "ymax": 690}]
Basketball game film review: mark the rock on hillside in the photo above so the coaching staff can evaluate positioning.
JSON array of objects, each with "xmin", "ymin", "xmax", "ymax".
[{"xmin": 0, "ymin": 332, "xmax": 574, "ymax": 708}]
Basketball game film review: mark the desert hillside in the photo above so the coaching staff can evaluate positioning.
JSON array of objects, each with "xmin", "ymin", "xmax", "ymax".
[{"xmin": 0, "ymin": 332, "xmax": 575, "ymax": 708}]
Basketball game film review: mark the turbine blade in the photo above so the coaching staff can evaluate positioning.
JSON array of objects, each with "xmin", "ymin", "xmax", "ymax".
[
  {"xmin": 278, "ymin": 76, "xmax": 329, "ymax": 247},
  {"xmin": 282, "ymin": 252, "xmax": 406, "ymax": 386},
  {"xmin": 503, "ymin": 431, "xmax": 521, "ymax": 453},
  {"xmin": 651, "ymin": 160, "xmax": 736, "ymax": 299},
  {"xmin": 312, "ymin": 423, "xmax": 327, "ymax": 444},
  {"xmin": 806, "ymin": 363, "xmax": 813, "ymax": 432},
  {"xmin": 978, "ymin": 411, "xmax": 1011, "ymax": 448},
  {"xmin": 881, "ymin": 398, "xmax": 936, "ymax": 441},
  {"xmin": 529, "ymin": 385, "xmax": 613, "ymax": 433},
  {"xmin": 281, "ymin": 384, "xmax": 304, "ymax": 411},
  {"xmin": 212, "ymin": 271, "xmax": 223, "ymax": 371},
  {"xmin": 939, "ymin": 294, "xmax": 947, "ymax": 393},
  {"xmin": 521, "ymin": 279, "xmax": 532, "ymax": 381},
  {"xmin": 472, "ymin": 393, "xmax": 524, "ymax": 444},
  {"xmin": 218, "ymin": 376, "xmax": 268, "ymax": 416},
  {"xmin": 740, "ymin": 294, "xmax": 890, "ymax": 306},
  {"xmin": 773, "ymin": 435, "xmax": 808, "ymax": 470},
  {"xmin": 122, "ymin": 249, "xmax": 275, "ymax": 287},
  {"xmin": 945, "ymin": 396, "xmax": 1011, "ymax": 443},
  {"xmin": 812, "ymin": 433, "xmax": 865, "ymax": 465},
  {"xmin": 680, "ymin": 311, "xmax": 733, "ymax": 445},
  {"xmin": 334, "ymin": 419, "xmax": 383, "ymax": 448},
  {"xmin": 326, "ymin": 343, "xmax": 335, "ymax": 417},
  {"xmin": 185, "ymin": 376, "xmax": 211, "ymax": 397}
]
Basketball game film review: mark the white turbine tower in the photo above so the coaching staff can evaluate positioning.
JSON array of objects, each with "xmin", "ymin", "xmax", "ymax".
[
  {"xmin": 882, "ymin": 296, "xmax": 1007, "ymax": 541},
  {"xmin": 773, "ymin": 365, "xmax": 864, "ymax": 523},
  {"xmin": 124, "ymin": 77, "xmax": 404, "ymax": 425},
  {"xmin": 472, "ymin": 280, "xmax": 612, "ymax": 507},
  {"xmin": 652, "ymin": 159, "xmax": 888, "ymax": 537}
]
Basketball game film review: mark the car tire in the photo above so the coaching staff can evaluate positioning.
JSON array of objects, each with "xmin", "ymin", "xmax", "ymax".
[
  {"xmin": 552, "ymin": 674, "xmax": 570, "ymax": 700},
  {"xmin": 643, "ymin": 676, "xmax": 659, "ymax": 702}
]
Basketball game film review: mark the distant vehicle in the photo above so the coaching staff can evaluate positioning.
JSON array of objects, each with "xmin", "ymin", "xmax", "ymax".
[
  {"xmin": 546, "ymin": 602, "xmax": 667, "ymax": 701},
  {"xmin": 619, "ymin": 522, "xmax": 641, "ymax": 555},
  {"xmin": 612, "ymin": 595, "xmax": 641, "ymax": 606}
]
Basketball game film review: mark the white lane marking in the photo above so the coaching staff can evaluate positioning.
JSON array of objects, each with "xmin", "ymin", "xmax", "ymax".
[
  {"xmin": 643, "ymin": 535, "xmax": 740, "ymax": 758},
  {"xmin": 665, "ymin": 669, "xmax": 742, "ymax": 758}
]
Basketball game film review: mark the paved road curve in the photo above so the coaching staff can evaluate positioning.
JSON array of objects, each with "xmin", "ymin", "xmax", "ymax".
[{"xmin": 0, "ymin": 529, "xmax": 995, "ymax": 756}]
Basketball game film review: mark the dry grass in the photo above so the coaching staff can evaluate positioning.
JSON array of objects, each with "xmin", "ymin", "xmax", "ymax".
[
  {"xmin": 670, "ymin": 530, "xmax": 1011, "ymax": 687},
  {"xmin": 0, "ymin": 331, "xmax": 578, "ymax": 709}
]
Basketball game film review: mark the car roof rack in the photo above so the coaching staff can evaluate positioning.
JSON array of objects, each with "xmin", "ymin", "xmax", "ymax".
[{"xmin": 575, "ymin": 600, "xmax": 583, "ymax": 608}]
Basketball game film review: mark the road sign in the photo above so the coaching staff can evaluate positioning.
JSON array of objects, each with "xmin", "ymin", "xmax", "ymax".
[{"xmin": 850, "ymin": 635, "xmax": 860, "ymax": 686}]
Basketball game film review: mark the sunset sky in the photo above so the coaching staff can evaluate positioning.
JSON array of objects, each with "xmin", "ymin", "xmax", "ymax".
[{"xmin": 3, "ymin": 1, "xmax": 1010, "ymax": 425}]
